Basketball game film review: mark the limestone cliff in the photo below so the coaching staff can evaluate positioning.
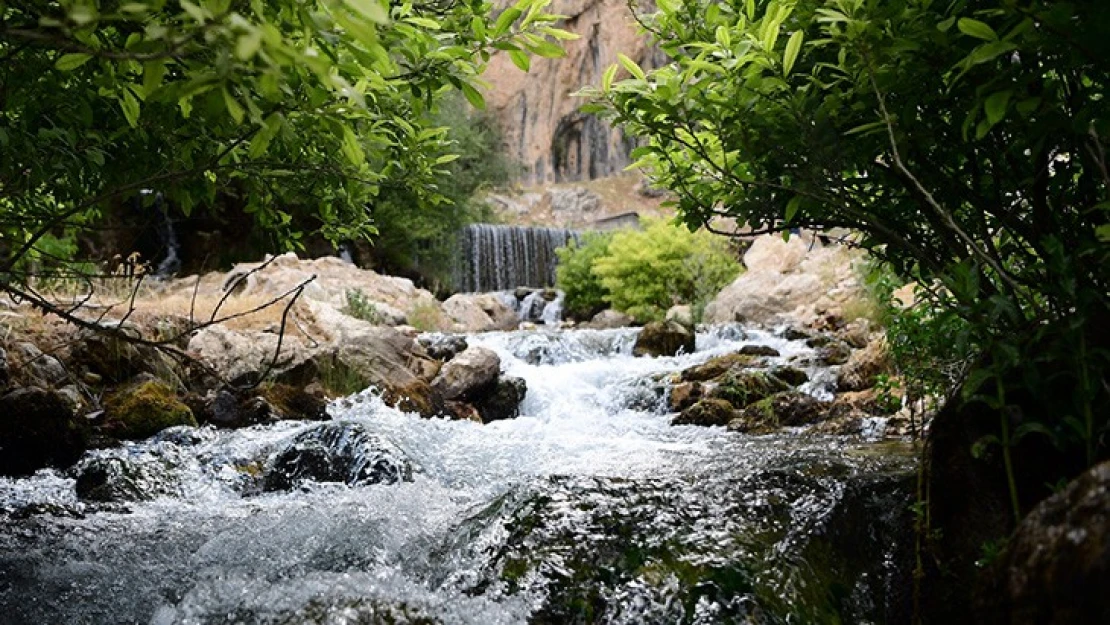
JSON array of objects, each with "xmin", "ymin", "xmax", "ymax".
[{"xmin": 484, "ymin": 0, "xmax": 657, "ymax": 184}]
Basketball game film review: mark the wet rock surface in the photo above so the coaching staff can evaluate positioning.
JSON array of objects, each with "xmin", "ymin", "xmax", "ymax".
[
  {"xmin": 633, "ymin": 320, "xmax": 696, "ymax": 357},
  {"xmin": 263, "ymin": 421, "xmax": 413, "ymax": 491},
  {"xmin": 430, "ymin": 346, "xmax": 501, "ymax": 401},
  {"xmin": 975, "ymin": 460, "xmax": 1110, "ymax": 625}
]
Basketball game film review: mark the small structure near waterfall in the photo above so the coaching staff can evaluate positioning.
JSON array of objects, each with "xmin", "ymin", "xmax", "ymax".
[{"xmin": 455, "ymin": 224, "xmax": 579, "ymax": 292}]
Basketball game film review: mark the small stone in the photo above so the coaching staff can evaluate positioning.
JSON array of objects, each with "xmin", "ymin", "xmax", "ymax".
[
  {"xmin": 739, "ymin": 345, "xmax": 780, "ymax": 357},
  {"xmin": 633, "ymin": 320, "xmax": 696, "ymax": 358}
]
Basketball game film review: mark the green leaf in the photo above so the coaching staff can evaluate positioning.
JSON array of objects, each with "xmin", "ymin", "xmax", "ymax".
[
  {"xmin": 937, "ymin": 17, "xmax": 955, "ymax": 32},
  {"xmin": 344, "ymin": 0, "xmax": 388, "ymax": 24},
  {"xmin": 1096, "ymin": 224, "xmax": 1110, "ymax": 242},
  {"xmin": 493, "ymin": 8, "xmax": 523, "ymax": 37},
  {"xmin": 434, "ymin": 153, "xmax": 461, "ymax": 165},
  {"xmin": 236, "ymin": 31, "xmax": 262, "ymax": 60},
  {"xmin": 602, "ymin": 63, "xmax": 619, "ymax": 91},
  {"xmin": 142, "ymin": 61, "xmax": 167, "ymax": 96},
  {"xmin": 783, "ymin": 30, "xmax": 804, "ymax": 76},
  {"xmin": 785, "ymin": 195, "xmax": 802, "ymax": 223},
  {"xmin": 1016, "ymin": 97, "xmax": 1040, "ymax": 118},
  {"xmin": 715, "ymin": 26, "xmax": 731, "ymax": 50},
  {"xmin": 119, "ymin": 90, "xmax": 141, "ymax": 128},
  {"xmin": 618, "ymin": 53, "xmax": 645, "ymax": 80},
  {"xmin": 984, "ymin": 89, "xmax": 1011, "ymax": 125},
  {"xmin": 525, "ymin": 39, "xmax": 565, "ymax": 59},
  {"xmin": 341, "ymin": 125, "xmax": 365, "ymax": 166},
  {"xmin": 957, "ymin": 18, "xmax": 997, "ymax": 41},
  {"xmin": 508, "ymin": 49, "xmax": 530, "ymax": 72},
  {"xmin": 461, "ymin": 82, "xmax": 486, "ymax": 109},
  {"xmin": 248, "ymin": 113, "xmax": 283, "ymax": 158},
  {"xmin": 55, "ymin": 53, "xmax": 93, "ymax": 71},
  {"xmin": 223, "ymin": 88, "xmax": 245, "ymax": 124},
  {"xmin": 845, "ymin": 121, "xmax": 885, "ymax": 136}
]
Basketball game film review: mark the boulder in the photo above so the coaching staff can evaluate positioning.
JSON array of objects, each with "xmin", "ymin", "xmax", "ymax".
[
  {"xmin": 417, "ymin": 334, "xmax": 469, "ymax": 362},
  {"xmin": 679, "ymin": 352, "xmax": 756, "ymax": 382},
  {"xmin": 263, "ymin": 421, "xmax": 412, "ymax": 491},
  {"xmin": 74, "ymin": 454, "xmax": 178, "ymax": 502},
  {"xmin": 582, "ymin": 309, "xmax": 635, "ymax": 329},
  {"xmin": 668, "ymin": 381, "xmax": 703, "ymax": 412},
  {"xmin": 430, "ymin": 346, "xmax": 501, "ymax": 401},
  {"xmin": 672, "ymin": 398, "xmax": 737, "ymax": 427},
  {"xmin": 769, "ymin": 365, "xmax": 809, "ymax": 387},
  {"xmin": 703, "ymin": 234, "xmax": 865, "ymax": 327},
  {"xmin": 0, "ymin": 386, "xmax": 86, "ymax": 476},
  {"xmin": 9, "ymin": 342, "xmax": 68, "ymax": 387},
  {"xmin": 739, "ymin": 344, "xmax": 780, "ymax": 357},
  {"xmin": 727, "ymin": 391, "xmax": 829, "ymax": 433},
  {"xmin": 102, "ymin": 379, "xmax": 197, "ymax": 440},
  {"xmin": 837, "ymin": 337, "xmax": 893, "ymax": 391},
  {"xmin": 73, "ymin": 329, "xmax": 182, "ymax": 386},
  {"xmin": 975, "ymin": 460, "xmax": 1110, "ymax": 625},
  {"xmin": 442, "ymin": 293, "xmax": 519, "ymax": 332},
  {"xmin": 707, "ymin": 369, "xmax": 791, "ymax": 408},
  {"xmin": 632, "ymin": 320, "xmax": 695, "ymax": 357},
  {"xmin": 474, "ymin": 375, "xmax": 528, "ymax": 423}
]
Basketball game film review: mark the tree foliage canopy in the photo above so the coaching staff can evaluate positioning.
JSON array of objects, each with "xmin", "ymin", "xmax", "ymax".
[
  {"xmin": 588, "ymin": 0, "xmax": 1109, "ymax": 465},
  {"xmin": 0, "ymin": 0, "xmax": 573, "ymax": 275}
]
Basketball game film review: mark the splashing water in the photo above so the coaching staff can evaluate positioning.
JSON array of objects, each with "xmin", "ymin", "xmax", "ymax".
[{"xmin": 0, "ymin": 325, "xmax": 915, "ymax": 624}]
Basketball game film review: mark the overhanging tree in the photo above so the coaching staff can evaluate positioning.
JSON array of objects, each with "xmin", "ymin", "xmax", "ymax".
[
  {"xmin": 587, "ymin": 0, "xmax": 1109, "ymax": 476},
  {"xmin": 0, "ymin": 0, "xmax": 573, "ymax": 276}
]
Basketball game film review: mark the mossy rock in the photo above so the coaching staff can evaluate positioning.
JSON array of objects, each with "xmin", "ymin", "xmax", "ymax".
[
  {"xmin": 103, "ymin": 380, "xmax": 196, "ymax": 440},
  {"xmin": 728, "ymin": 391, "xmax": 829, "ymax": 434},
  {"xmin": 739, "ymin": 344, "xmax": 780, "ymax": 357},
  {"xmin": 671, "ymin": 398, "xmax": 736, "ymax": 427},
  {"xmin": 770, "ymin": 365, "xmax": 809, "ymax": 387},
  {"xmin": 679, "ymin": 352, "xmax": 755, "ymax": 382},
  {"xmin": 708, "ymin": 369, "xmax": 790, "ymax": 408}
]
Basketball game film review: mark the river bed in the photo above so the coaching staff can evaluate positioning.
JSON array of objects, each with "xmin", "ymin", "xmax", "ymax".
[{"xmin": 0, "ymin": 325, "xmax": 915, "ymax": 624}]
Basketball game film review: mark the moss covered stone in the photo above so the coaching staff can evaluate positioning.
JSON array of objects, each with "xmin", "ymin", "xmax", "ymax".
[
  {"xmin": 679, "ymin": 352, "xmax": 755, "ymax": 382},
  {"xmin": 727, "ymin": 391, "xmax": 828, "ymax": 434},
  {"xmin": 103, "ymin": 380, "xmax": 196, "ymax": 440},
  {"xmin": 672, "ymin": 397, "xmax": 737, "ymax": 427},
  {"xmin": 708, "ymin": 369, "xmax": 790, "ymax": 408}
]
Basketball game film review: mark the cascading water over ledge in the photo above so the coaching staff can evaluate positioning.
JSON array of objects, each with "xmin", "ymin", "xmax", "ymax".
[{"xmin": 455, "ymin": 224, "xmax": 579, "ymax": 293}]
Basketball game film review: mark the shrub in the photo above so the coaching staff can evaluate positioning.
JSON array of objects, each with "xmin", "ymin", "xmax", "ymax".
[
  {"xmin": 343, "ymin": 290, "xmax": 385, "ymax": 325},
  {"xmin": 556, "ymin": 219, "xmax": 741, "ymax": 323},
  {"xmin": 592, "ymin": 219, "xmax": 740, "ymax": 322},
  {"xmin": 555, "ymin": 232, "xmax": 613, "ymax": 320}
]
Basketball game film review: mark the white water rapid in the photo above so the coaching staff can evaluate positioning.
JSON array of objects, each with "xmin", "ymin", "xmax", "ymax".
[{"xmin": 0, "ymin": 326, "xmax": 915, "ymax": 624}]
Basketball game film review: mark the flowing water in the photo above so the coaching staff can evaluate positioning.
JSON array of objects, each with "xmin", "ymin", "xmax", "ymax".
[{"xmin": 0, "ymin": 326, "xmax": 915, "ymax": 624}]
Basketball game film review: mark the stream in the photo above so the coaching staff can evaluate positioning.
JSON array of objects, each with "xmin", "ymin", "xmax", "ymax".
[{"xmin": 0, "ymin": 325, "xmax": 916, "ymax": 624}]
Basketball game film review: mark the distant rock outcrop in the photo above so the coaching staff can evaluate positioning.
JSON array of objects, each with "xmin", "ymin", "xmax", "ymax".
[{"xmin": 484, "ymin": 0, "xmax": 659, "ymax": 184}]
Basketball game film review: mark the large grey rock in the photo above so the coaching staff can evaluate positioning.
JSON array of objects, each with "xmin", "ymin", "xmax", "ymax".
[
  {"xmin": 442, "ymin": 293, "xmax": 519, "ymax": 332},
  {"xmin": 10, "ymin": 342, "xmax": 67, "ymax": 386},
  {"xmin": 976, "ymin": 460, "xmax": 1110, "ymax": 625},
  {"xmin": 431, "ymin": 346, "xmax": 501, "ymax": 400},
  {"xmin": 418, "ymin": 334, "xmax": 469, "ymax": 362},
  {"xmin": 263, "ymin": 421, "xmax": 412, "ymax": 491},
  {"xmin": 547, "ymin": 186, "xmax": 601, "ymax": 214},
  {"xmin": 704, "ymin": 234, "xmax": 865, "ymax": 326},
  {"xmin": 582, "ymin": 309, "xmax": 634, "ymax": 329},
  {"xmin": 633, "ymin": 320, "xmax": 695, "ymax": 358}
]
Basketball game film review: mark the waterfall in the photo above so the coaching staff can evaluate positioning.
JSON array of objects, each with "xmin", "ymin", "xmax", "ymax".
[{"xmin": 456, "ymin": 224, "xmax": 579, "ymax": 292}]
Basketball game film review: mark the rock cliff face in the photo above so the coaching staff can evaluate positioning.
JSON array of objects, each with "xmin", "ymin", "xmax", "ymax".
[{"xmin": 484, "ymin": 0, "xmax": 656, "ymax": 184}]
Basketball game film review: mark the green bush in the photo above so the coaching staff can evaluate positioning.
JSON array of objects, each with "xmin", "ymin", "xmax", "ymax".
[
  {"xmin": 555, "ymin": 232, "xmax": 613, "ymax": 320},
  {"xmin": 556, "ymin": 219, "xmax": 741, "ymax": 323}
]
